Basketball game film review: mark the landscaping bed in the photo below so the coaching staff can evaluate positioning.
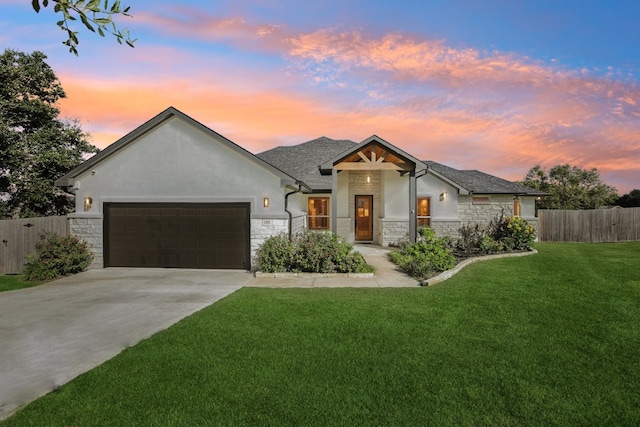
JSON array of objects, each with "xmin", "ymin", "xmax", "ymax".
[{"xmin": 390, "ymin": 214, "xmax": 536, "ymax": 281}]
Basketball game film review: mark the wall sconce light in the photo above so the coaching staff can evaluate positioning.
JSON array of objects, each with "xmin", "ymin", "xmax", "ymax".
[
  {"xmin": 83, "ymin": 196, "xmax": 92, "ymax": 211},
  {"xmin": 263, "ymin": 197, "xmax": 269, "ymax": 208},
  {"xmin": 439, "ymin": 192, "xmax": 447, "ymax": 201},
  {"xmin": 366, "ymin": 175, "xmax": 370, "ymax": 183}
]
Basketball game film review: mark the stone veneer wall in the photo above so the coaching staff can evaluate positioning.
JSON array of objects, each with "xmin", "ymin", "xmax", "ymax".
[
  {"xmin": 68, "ymin": 215, "xmax": 104, "ymax": 269},
  {"xmin": 291, "ymin": 214, "xmax": 306, "ymax": 236},
  {"xmin": 456, "ymin": 195, "xmax": 539, "ymax": 237},
  {"xmin": 457, "ymin": 195, "xmax": 514, "ymax": 229},
  {"xmin": 250, "ymin": 218, "xmax": 288, "ymax": 264},
  {"xmin": 381, "ymin": 219, "xmax": 409, "ymax": 246},
  {"xmin": 381, "ymin": 220, "xmax": 463, "ymax": 245},
  {"xmin": 430, "ymin": 220, "xmax": 462, "ymax": 238}
]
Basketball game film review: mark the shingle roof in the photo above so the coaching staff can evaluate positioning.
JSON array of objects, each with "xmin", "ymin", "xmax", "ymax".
[
  {"xmin": 257, "ymin": 137, "xmax": 356, "ymax": 191},
  {"xmin": 257, "ymin": 137, "xmax": 545, "ymax": 195},
  {"xmin": 424, "ymin": 161, "xmax": 546, "ymax": 195}
]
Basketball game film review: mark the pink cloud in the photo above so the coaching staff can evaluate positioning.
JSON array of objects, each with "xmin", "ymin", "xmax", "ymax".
[{"xmin": 50, "ymin": 12, "xmax": 639, "ymax": 194}]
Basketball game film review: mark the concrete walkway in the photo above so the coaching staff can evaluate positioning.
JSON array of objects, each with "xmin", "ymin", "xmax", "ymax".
[
  {"xmin": 0, "ymin": 268, "xmax": 251, "ymax": 420},
  {"xmin": 247, "ymin": 244, "xmax": 419, "ymax": 288}
]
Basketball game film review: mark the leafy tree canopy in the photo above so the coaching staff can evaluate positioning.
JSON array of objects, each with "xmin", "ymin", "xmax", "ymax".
[
  {"xmin": 521, "ymin": 164, "xmax": 619, "ymax": 210},
  {"xmin": 0, "ymin": 49, "xmax": 98, "ymax": 218},
  {"xmin": 616, "ymin": 189, "xmax": 640, "ymax": 207},
  {"xmin": 30, "ymin": 0, "xmax": 135, "ymax": 55}
]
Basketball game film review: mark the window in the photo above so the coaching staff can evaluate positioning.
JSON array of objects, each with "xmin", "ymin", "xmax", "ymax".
[
  {"xmin": 417, "ymin": 197, "xmax": 431, "ymax": 227},
  {"xmin": 308, "ymin": 197, "xmax": 330, "ymax": 229},
  {"xmin": 513, "ymin": 197, "xmax": 521, "ymax": 217}
]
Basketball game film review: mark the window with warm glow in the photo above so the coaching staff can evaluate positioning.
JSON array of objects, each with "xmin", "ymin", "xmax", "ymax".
[
  {"xmin": 308, "ymin": 197, "xmax": 330, "ymax": 229},
  {"xmin": 417, "ymin": 197, "xmax": 431, "ymax": 227},
  {"xmin": 513, "ymin": 197, "xmax": 521, "ymax": 217}
]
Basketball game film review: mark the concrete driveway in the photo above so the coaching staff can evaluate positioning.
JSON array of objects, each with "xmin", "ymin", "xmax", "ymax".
[{"xmin": 0, "ymin": 268, "xmax": 251, "ymax": 420}]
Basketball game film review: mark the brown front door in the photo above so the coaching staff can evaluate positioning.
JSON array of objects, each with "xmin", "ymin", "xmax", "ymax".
[{"xmin": 355, "ymin": 195, "xmax": 373, "ymax": 241}]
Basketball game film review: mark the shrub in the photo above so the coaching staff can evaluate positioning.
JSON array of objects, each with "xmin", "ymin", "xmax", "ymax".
[
  {"xmin": 389, "ymin": 227, "xmax": 455, "ymax": 279},
  {"xmin": 488, "ymin": 213, "xmax": 536, "ymax": 251},
  {"xmin": 455, "ymin": 224, "xmax": 486, "ymax": 255},
  {"xmin": 255, "ymin": 233, "xmax": 294, "ymax": 273},
  {"xmin": 23, "ymin": 232, "xmax": 94, "ymax": 281},
  {"xmin": 256, "ymin": 230, "xmax": 372, "ymax": 273}
]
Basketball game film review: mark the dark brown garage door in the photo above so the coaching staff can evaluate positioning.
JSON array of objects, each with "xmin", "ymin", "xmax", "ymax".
[{"xmin": 104, "ymin": 203, "xmax": 250, "ymax": 269}]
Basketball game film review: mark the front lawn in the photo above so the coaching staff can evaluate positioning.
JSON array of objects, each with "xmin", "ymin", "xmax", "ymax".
[
  {"xmin": 3, "ymin": 242, "xmax": 640, "ymax": 426},
  {"xmin": 0, "ymin": 275, "xmax": 40, "ymax": 293}
]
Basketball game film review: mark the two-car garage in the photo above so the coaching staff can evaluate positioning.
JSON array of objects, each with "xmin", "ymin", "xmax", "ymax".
[{"xmin": 104, "ymin": 203, "xmax": 250, "ymax": 270}]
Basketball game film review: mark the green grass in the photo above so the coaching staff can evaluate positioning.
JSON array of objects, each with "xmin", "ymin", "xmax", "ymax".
[
  {"xmin": 4, "ymin": 242, "xmax": 640, "ymax": 426},
  {"xmin": 0, "ymin": 275, "xmax": 40, "ymax": 292}
]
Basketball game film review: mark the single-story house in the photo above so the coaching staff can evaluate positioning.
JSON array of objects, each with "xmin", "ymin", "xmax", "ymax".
[{"xmin": 56, "ymin": 107, "xmax": 545, "ymax": 270}]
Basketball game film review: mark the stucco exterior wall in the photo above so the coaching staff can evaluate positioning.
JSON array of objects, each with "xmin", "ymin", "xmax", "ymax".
[
  {"xmin": 72, "ymin": 117, "xmax": 286, "ymax": 217},
  {"xmin": 67, "ymin": 117, "xmax": 290, "ymax": 269},
  {"xmin": 416, "ymin": 174, "xmax": 459, "ymax": 220},
  {"xmin": 382, "ymin": 170, "xmax": 409, "ymax": 219}
]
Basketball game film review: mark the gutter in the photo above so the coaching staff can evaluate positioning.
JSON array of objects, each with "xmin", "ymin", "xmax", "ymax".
[{"xmin": 284, "ymin": 181, "xmax": 304, "ymax": 240}]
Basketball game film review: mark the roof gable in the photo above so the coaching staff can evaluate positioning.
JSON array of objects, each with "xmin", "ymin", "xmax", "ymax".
[
  {"xmin": 56, "ymin": 107, "xmax": 297, "ymax": 187},
  {"xmin": 320, "ymin": 135, "xmax": 427, "ymax": 174}
]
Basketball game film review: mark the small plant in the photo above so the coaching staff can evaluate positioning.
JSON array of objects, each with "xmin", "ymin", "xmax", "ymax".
[
  {"xmin": 389, "ymin": 227, "xmax": 455, "ymax": 280},
  {"xmin": 256, "ymin": 230, "xmax": 372, "ymax": 273},
  {"xmin": 23, "ymin": 232, "xmax": 94, "ymax": 281}
]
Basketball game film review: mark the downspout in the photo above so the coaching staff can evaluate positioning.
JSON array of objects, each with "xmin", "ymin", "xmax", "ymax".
[{"xmin": 284, "ymin": 182, "xmax": 303, "ymax": 240}]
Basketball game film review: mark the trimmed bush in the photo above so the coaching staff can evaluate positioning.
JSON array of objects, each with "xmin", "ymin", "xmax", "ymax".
[
  {"xmin": 256, "ymin": 230, "xmax": 372, "ymax": 274},
  {"xmin": 23, "ymin": 232, "xmax": 94, "ymax": 281},
  {"xmin": 389, "ymin": 227, "xmax": 455, "ymax": 280}
]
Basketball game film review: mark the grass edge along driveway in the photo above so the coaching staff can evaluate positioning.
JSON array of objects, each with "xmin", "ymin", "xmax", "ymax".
[
  {"xmin": 0, "ymin": 275, "xmax": 40, "ymax": 293},
  {"xmin": 3, "ymin": 242, "xmax": 640, "ymax": 426}
]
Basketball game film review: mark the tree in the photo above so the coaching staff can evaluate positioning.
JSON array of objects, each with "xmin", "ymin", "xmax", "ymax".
[
  {"xmin": 616, "ymin": 189, "xmax": 640, "ymax": 207},
  {"xmin": 0, "ymin": 49, "xmax": 98, "ymax": 218},
  {"xmin": 30, "ymin": 0, "xmax": 136, "ymax": 55},
  {"xmin": 521, "ymin": 164, "xmax": 619, "ymax": 210}
]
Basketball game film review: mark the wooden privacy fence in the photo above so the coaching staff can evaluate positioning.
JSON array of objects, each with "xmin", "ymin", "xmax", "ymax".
[
  {"xmin": 0, "ymin": 216, "xmax": 69, "ymax": 275},
  {"xmin": 538, "ymin": 208, "xmax": 640, "ymax": 243}
]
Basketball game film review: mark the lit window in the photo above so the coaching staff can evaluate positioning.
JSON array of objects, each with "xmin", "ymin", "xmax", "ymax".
[
  {"xmin": 308, "ymin": 197, "xmax": 330, "ymax": 229},
  {"xmin": 417, "ymin": 197, "xmax": 431, "ymax": 227},
  {"xmin": 513, "ymin": 197, "xmax": 521, "ymax": 217}
]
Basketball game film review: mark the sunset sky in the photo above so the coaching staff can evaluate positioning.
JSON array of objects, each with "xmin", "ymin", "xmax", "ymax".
[{"xmin": 2, "ymin": 0, "xmax": 639, "ymax": 193}]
